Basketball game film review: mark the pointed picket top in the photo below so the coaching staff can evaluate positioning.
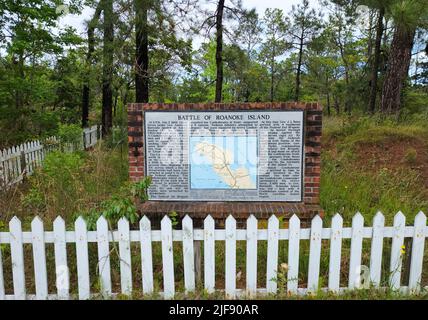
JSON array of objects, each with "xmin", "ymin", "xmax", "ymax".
[
  {"xmin": 140, "ymin": 215, "xmax": 151, "ymax": 231},
  {"xmin": 9, "ymin": 216, "xmax": 22, "ymax": 228},
  {"xmin": 204, "ymin": 214, "xmax": 214, "ymax": 224},
  {"xmin": 290, "ymin": 214, "xmax": 300, "ymax": 224},
  {"xmin": 182, "ymin": 214, "xmax": 192, "ymax": 225},
  {"xmin": 352, "ymin": 211, "xmax": 364, "ymax": 221},
  {"xmin": 226, "ymin": 215, "xmax": 236, "ymax": 223},
  {"xmin": 31, "ymin": 215, "xmax": 44, "ymax": 227},
  {"xmin": 247, "ymin": 215, "xmax": 257, "ymax": 233},
  {"xmin": 311, "ymin": 214, "xmax": 323, "ymax": 225},
  {"xmin": 54, "ymin": 216, "xmax": 65, "ymax": 228},
  {"xmin": 373, "ymin": 211, "xmax": 385, "ymax": 225},
  {"xmin": 332, "ymin": 213, "xmax": 343, "ymax": 223},
  {"xmin": 118, "ymin": 217, "xmax": 129, "ymax": 236},
  {"xmin": 393, "ymin": 211, "xmax": 406, "ymax": 228},
  {"xmin": 268, "ymin": 214, "xmax": 279, "ymax": 228},
  {"xmin": 96, "ymin": 215, "xmax": 108, "ymax": 228},
  {"xmin": 75, "ymin": 216, "xmax": 87, "ymax": 228},
  {"xmin": 140, "ymin": 215, "xmax": 151, "ymax": 224},
  {"xmin": 247, "ymin": 214, "xmax": 257, "ymax": 223},
  {"xmin": 182, "ymin": 215, "xmax": 193, "ymax": 239},
  {"xmin": 268, "ymin": 214, "xmax": 279, "ymax": 224},
  {"xmin": 415, "ymin": 211, "xmax": 426, "ymax": 222},
  {"xmin": 118, "ymin": 216, "xmax": 129, "ymax": 226},
  {"xmin": 351, "ymin": 212, "xmax": 364, "ymax": 229},
  {"xmin": 161, "ymin": 215, "xmax": 172, "ymax": 227}
]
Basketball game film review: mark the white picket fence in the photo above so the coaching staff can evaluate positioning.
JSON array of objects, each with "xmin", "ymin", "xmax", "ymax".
[
  {"xmin": 0, "ymin": 211, "xmax": 426, "ymax": 300},
  {"xmin": 0, "ymin": 125, "xmax": 100, "ymax": 189}
]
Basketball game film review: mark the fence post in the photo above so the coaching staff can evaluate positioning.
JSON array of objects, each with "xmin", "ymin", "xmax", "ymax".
[{"xmin": 20, "ymin": 150, "xmax": 26, "ymax": 179}]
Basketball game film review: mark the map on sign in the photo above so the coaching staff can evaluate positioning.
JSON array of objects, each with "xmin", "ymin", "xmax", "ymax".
[{"xmin": 189, "ymin": 136, "xmax": 258, "ymax": 190}]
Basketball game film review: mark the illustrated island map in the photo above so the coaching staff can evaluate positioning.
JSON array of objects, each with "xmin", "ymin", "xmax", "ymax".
[{"xmin": 189, "ymin": 136, "xmax": 258, "ymax": 190}]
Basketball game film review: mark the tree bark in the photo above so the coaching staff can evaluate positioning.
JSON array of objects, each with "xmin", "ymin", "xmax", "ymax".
[
  {"xmin": 135, "ymin": 0, "xmax": 149, "ymax": 103},
  {"xmin": 368, "ymin": 7, "xmax": 384, "ymax": 114},
  {"xmin": 270, "ymin": 59, "xmax": 274, "ymax": 102},
  {"xmin": 82, "ymin": 3, "xmax": 103, "ymax": 128},
  {"xmin": 380, "ymin": 24, "xmax": 416, "ymax": 114},
  {"xmin": 101, "ymin": 0, "xmax": 114, "ymax": 136},
  {"xmin": 215, "ymin": 0, "xmax": 225, "ymax": 103},
  {"xmin": 294, "ymin": 31, "xmax": 304, "ymax": 101}
]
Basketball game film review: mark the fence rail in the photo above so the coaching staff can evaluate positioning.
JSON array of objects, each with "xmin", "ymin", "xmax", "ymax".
[
  {"xmin": 0, "ymin": 126, "xmax": 100, "ymax": 189},
  {"xmin": 0, "ymin": 212, "xmax": 426, "ymax": 300}
]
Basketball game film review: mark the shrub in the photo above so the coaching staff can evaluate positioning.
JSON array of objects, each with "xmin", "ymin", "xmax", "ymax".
[
  {"xmin": 22, "ymin": 151, "xmax": 85, "ymax": 219},
  {"xmin": 58, "ymin": 123, "xmax": 83, "ymax": 147}
]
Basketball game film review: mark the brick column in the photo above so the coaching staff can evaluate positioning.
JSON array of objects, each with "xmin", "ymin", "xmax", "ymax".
[{"xmin": 127, "ymin": 103, "xmax": 145, "ymax": 181}]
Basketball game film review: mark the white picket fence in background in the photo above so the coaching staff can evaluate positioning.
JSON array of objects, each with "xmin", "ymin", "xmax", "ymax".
[
  {"xmin": 0, "ymin": 212, "xmax": 426, "ymax": 300},
  {"xmin": 0, "ymin": 125, "xmax": 100, "ymax": 189}
]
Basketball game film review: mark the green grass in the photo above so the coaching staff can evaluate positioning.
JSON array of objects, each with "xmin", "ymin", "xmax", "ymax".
[
  {"xmin": 320, "ymin": 115, "xmax": 428, "ymax": 223},
  {"xmin": 0, "ymin": 115, "xmax": 427, "ymax": 299}
]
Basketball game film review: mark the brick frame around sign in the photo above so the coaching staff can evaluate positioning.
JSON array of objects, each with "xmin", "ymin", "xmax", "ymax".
[{"xmin": 128, "ymin": 102, "xmax": 322, "ymax": 211}]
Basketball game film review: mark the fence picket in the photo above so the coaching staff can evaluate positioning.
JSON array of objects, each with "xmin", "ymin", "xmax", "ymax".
[
  {"xmin": 328, "ymin": 214, "xmax": 343, "ymax": 292},
  {"xmin": 225, "ymin": 215, "xmax": 236, "ymax": 298},
  {"xmin": 266, "ymin": 215, "xmax": 279, "ymax": 294},
  {"xmin": 307, "ymin": 215, "xmax": 322, "ymax": 293},
  {"xmin": 182, "ymin": 215, "xmax": 195, "ymax": 293},
  {"xmin": 0, "ymin": 211, "xmax": 426, "ymax": 300},
  {"xmin": 0, "ymin": 241, "xmax": 4, "ymax": 300},
  {"xmin": 369, "ymin": 212, "xmax": 385, "ymax": 287},
  {"xmin": 118, "ymin": 217, "xmax": 132, "ymax": 295},
  {"xmin": 390, "ymin": 212, "xmax": 406, "ymax": 290},
  {"xmin": 246, "ymin": 215, "xmax": 258, "ymax": 297},
  {"xmin": 1, "ymin": 126, "xmax": 100, "ymax": 190},
  {"xmin": 53, "ymin": 216, "xmax": 69, "ymax": 300},
  {"xmin": 161, "ymin": 216, "xmax": 175, "ymax": 299},
  {"xmin": 408, "ymin": 212, "xmax": 426, "ymax": 293},
  {"xmin": 287, "ymin": 214, "xmax": 300, "ymax": 294},
  {"xmin": 31, "ymin": 216, "xmax": 48, "ymax": 300},
  {"xmin": 29, "ymin": 142, "xmax": 34, "ymax": 174},
  {"xmin": 348, "ymin": 213, "xmax": 364, "ymax": 289},
  {"xmin": 204, "ymin": 215, "xmax": 215, "ymax": 293},
  {"xmin": 16, "ymin": 146, "xmax": 22, "ymax": 182},
  {"xmin": 97, "ymin": 216, "xmax": 112, "ymax": 297},
  {"xmin": 3, "ymin": 150, "xmax": 9, "ymax": 185},
  {"xmin": 10, "ymin": 216, "xmax": 25, "ymax": 299},
  {"xmin": 75, "ymin": 217, "xmax": 90, "ymax": 300},
  {"xmin": 140, "ymin": 216, "xmax": 154, "ymax": 294}
]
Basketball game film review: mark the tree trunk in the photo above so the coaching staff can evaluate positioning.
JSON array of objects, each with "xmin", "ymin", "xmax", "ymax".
[
  {"xmin": 380, "ymin": 24, "xmax": 416, "ymax": 114},
  {"xmin": 368, "ymin": 7, "xmax": 384, "ymax": 114},
  {"xmin": 102, "ymin": 0, "xmax": 114, "ymax": 136},
  {"xmin": 326, "ymin": 92, "xmax": 331, "ymax": 116},
  {"xmin": 269, "ymin": 45, "xmax": 275, "ymax": 102},
  {"xmin": 326, "ymin": 74, "xmax": 330, "ymax": 116},
  {"xmin": 15, "ymin": 54, "xmax": 25, "ymax": 109},
  {"xmin": 294, "ymin": 32, "xmax": 304, "ymax": 101},
  {"xmin": 334, "ymin": 94, "xmax": 339, "ymax": 115},
  {"xmin": 135, "ymin": 0, "xmax": 149, "ymax": 103},
  {"xmin": 270, "ymin": 63, "xmax": 274, "ymax": 102},
  {"xmin": 82, "ymin": 3, "xmax": 103, "ymax": 128},
  {"xmin": 215, "ymin": 0, "xmax": 225, "ymax": 103}
]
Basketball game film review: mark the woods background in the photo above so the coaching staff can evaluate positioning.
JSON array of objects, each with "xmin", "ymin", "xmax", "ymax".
[{"xmin": 0, "ymin": 0, "xmax": 427, "ymax": 147}]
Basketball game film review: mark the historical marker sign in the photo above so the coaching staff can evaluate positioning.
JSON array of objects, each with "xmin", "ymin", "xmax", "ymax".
[
  {"xmin": 144, "ymin": 111, "xmax": 304, "ymax": 201},
  {"xmin": 128, "ymin": 103, "xmax": 322, "ymax": 223}
]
